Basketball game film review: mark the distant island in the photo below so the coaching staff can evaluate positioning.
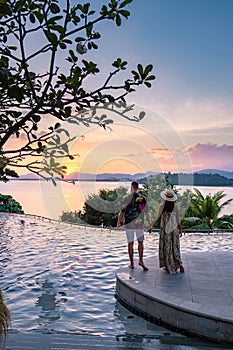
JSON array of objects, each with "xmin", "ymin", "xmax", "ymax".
[
  {"xmin": 13, "ymin": 169, "xmax": 233, "ymax": 186},
  {"xmin": 140, "ymin": 172, "xmax": 233, "ymax": 187}
]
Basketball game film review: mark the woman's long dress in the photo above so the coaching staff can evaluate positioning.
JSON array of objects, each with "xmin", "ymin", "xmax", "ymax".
[{"xmin": 159, "ymin": 205, "xmax": 182, "ymax": 274}]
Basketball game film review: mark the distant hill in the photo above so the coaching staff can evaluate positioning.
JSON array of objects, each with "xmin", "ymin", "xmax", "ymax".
[
  {"xmin": 17, "ymin": 173, "xmax": 41, "ymax": 180},
  {"xmin": 197, "ymin": 169, "xmax": 233, "ymax": 179},
  {"xmin": 138, "ymin": 172, "xmax": 233, "ymax": 187},
  {"xmin": 66, "ymin": 171, "xmax": 158, "ymax": 181},
  {"xmin": 15, "ymin": 171, "xmax": 158, "ymax": 181},
  {"xmin": 166, "ymin": 173, "xmax": 233, "ymax": 187},
  {"xmin": 14, "ymin": 169, "xmax": 233, "ymax": 185}
]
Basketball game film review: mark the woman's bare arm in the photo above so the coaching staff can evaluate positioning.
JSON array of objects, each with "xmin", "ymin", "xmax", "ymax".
[{"xmin": 148, "ymin": 202, "xmax": 164, "ymax": 231}]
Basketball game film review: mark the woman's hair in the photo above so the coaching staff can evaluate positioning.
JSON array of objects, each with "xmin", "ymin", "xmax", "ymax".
[{"xmin": 163, "ymin": 201, "xmax": 175, "ymax": 213}]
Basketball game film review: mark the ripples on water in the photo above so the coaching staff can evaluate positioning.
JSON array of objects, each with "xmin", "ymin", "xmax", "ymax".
[{"xmin": 0, "ymin": 214, "xmax": 233, "ymax": 348}]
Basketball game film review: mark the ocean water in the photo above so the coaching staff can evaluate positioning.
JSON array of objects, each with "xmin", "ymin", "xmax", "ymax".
[
  {"xmin": 0, "ymin": 213, "xmax": 233, "ymax": 349},
  {"xmin": 0, "ymin": 180, "xmax": 233, "ymax": 220}
]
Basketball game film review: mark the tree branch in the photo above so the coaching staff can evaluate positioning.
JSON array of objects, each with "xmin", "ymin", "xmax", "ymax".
[{"xmin": 18, "ymin": 11, "xmax": 38, "ymax": 102}]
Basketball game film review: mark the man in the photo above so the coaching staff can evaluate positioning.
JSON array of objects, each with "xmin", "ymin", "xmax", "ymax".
[{"xmin": 117, "ymin": 181, "xmax": 151, "ymax": 270}]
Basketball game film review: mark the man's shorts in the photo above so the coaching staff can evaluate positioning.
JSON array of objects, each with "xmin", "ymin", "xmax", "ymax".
[{"xmin": 126, "ymin": 229, "xmax": 144, "ymax": 243}]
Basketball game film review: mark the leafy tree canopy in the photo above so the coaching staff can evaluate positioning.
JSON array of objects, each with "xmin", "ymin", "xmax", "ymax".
[
  {"xmin": 61, "ymin": 174, "xmax": 191, "ymax": 227},
  {"xmin": 0, "ymin": 0, "xmax": 155, "ymax": 184},
  {"xmin": 0, "ymin": 193, "xmax": 24, "ymax": 213},
  {"xmin": 61, "ymin": 179, "xmax": 233, "ymax": 230},
  {"xmin": 61, "ymin": 185, "xmax": 128, "ymax": 226}
]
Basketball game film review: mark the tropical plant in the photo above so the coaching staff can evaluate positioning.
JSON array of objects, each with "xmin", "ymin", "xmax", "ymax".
[
  {"xmin": 185, "ymin": 188, "xmax": 233, "ymax": 229},
  {"xmin": 61, "ymin": 174, "xmax": 192, "ymax": 227},
  {"xmin": 0, "ymin": 290, "xmax": 10, "ymax": 334},
  {"xmin": 61, "ymin": 186, "xmax": 128, "ymax": 226},
  {"xmin": 0, "ymin": 0, "xmax": 155, "ymax": 184},
  {"xmin": 0, "ymin": 193, "xmax": 24, "ymax": 213}
]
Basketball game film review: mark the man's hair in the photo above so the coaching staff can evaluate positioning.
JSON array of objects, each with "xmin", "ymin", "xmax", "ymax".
[{"xmin": 131, "ymin": 181, "xmax": 139, "ymax": 190}]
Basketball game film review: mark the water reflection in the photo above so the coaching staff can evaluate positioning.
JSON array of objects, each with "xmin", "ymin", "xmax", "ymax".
[
  {"xmin": 35, "ymin": 280, "xmax": 67, "ymax": 325},
  {"xmin": 114, "ymin": 301, "xmax": 233, "ymax": 349},
  {"xmin": 1, "ymin": 214, "xmax": 233, "ymax": 349},
  {"xmin": 0, "ymin": 215, "xmax": 12, "ymax": 277}
]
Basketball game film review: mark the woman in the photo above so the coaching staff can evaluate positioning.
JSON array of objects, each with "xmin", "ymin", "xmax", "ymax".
[{"xmin": 149, "ymin": 189, "xmax": 184, "ymax": 274}]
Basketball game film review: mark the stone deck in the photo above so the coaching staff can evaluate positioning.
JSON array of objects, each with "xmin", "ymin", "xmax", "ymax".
[{"xmin": 115, "ymin": 251, "xmax": 233, "ymax": 344}]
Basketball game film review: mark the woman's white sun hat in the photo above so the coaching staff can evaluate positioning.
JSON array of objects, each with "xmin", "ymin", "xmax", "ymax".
[{"xmin": 160, "ymin": 189, "xmax": 177, "ymax": 202}]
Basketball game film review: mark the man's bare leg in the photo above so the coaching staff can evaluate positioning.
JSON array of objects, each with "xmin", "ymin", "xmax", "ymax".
[
  {"xmin": 138, "ymin": 241, "xmax": 148, "ymax": 271},
  {"xmin": 128, "ymin": 241, "xmax": 134, "ymax": 268}
]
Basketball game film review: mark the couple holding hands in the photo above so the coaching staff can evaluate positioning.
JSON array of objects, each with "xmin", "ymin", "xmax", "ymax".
[{"xmin": 117, "ymin": 181, "xmax": 185, "ymax": 274}]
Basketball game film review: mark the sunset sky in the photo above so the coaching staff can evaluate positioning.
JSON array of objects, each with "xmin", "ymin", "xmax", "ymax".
[{"xmin": 9, "ymin": 0, "xmax": 233, "ymax": 175}]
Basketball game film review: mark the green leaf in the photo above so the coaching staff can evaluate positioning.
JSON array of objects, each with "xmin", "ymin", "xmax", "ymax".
[
  {"xmin": 83, "ymin": 3, "xmax": 90, "ymax": 14},
  {"xmin": 64, "ymin": 106, "xmax": 72, "ymax": 118},
  {"xmin": 56, "ymin": 128, "xmax": 70, "ymax": 137},
  {"xmin": 137, "ymin": 64, "xmax": 143, "ymax": 77},
  {"xmin": 32, "ymin": 115, "xmax": 41, "ymax": 123},
  {"xmin": 8, "ymin": 46, "xmax": 17, "ymax": 51},
  {"xmin": 119, "ymin": 9, "xmax": 130, "ymax": 18},
  {"xmin": 44, "ymin": 30, "xmax": 58, "ymax": 45},
  {"xmin": 29, "ymin": 13, "xmax": 36, "ymax": 23},
  {"xmin": 54, "ymin": 122, "xmax": 61, "ymax": 129},
  {"xmin": 103, "ymin": 119, "xmax": 113, "ymax": 124},
  {"xmin": 53, "ymin": 25, "xmax": 65, "ymax": 33},
  {"xmin": 93, "ymin": 32, "xmax": 101, "ymax": 39},
  {"xmin": 14, "ymin": 0, "xmax": 24, "ymax": 12},
  {"xmin": 68, "ymin": 50, "xmax": 78, "ymax": 63},
  {"xmin": 75, "ymin": 37, "xmax": 85, "ymax": 42},
  {"xmin": 8, "ymin": 86, "xmax": 24, "ymax": 102},
  {"xmin": 92, "ymin": 42, "xmax": 98, "ymax": 49},
  {"xmin": 145, "ymin": 75, "xmax": 156, "ymax": 81},
  {"xmin": 144, "ymin": 64, "xmax": 153, "ymax": 76},
  {"xmin": 119, "ymin": 0, "xmax": 133, "ymax": 9},
  {"xmin": 115, "ymin": 14, "xmax": 121, "ymax": 26},
  {"xmin": 139, "ymin": 111, "xmax": 146, "ymax": 120},
  {"xmin": 144, "ymin": 81, "xmax": 152, "ymax": 88},
  {"xmin": 50, "ymin": 3, "xmax": 60, "ymax": 14},
  {"xmin": 86, "ymin": 22, "xmax": 93, "ymax": 37},
  {"xmin": 112, "ymin": 58, "xmax": 122, "ymax": 68},
  {"xmin": 100, "ymin": 5, "xmax": 108, "ymax": 15},
  {"xmin": 61, "ymin": 143, "xmax": 69, "ymax": 153},
  {"xmin": 59, "ymin": 42, "xmax": 67, "ymax": 49},
  {"xmin": 34, "ymin": 11, "xmax": 44, "ymax": 24},
  {"xmin": 47, "ymin": 15, "xmax": 63, "ymax": 25},
  {"xmin": 125, "ymin": 80, "xmax": 130, "ymax": 91},
  {"xmin": 63, "ymin": 39, "xmax": 72, "ymax": 44},
  {"xmin": 131, "ymin": 70, "xmax": 139, "ymax": 80}
]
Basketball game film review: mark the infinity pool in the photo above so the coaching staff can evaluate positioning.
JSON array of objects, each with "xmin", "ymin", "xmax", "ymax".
[{"xmin": 0, "ymin": 214, "xmax": 232, "ymax": 348}]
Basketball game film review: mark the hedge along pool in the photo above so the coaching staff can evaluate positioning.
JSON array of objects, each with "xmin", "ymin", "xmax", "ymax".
[{"xmin": 0, "ymin": 214, "xmax": 233, "ymax": 348}]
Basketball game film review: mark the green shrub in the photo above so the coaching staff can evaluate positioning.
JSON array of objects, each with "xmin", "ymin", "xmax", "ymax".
[{"xmin": 0, "ymin": 194, "xmax": 24, "ymax": 214}]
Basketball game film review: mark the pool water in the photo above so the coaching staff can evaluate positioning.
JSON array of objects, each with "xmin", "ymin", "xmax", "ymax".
[{"xmin": 0, "ymin": 214, "xmax": 233, "ymax": 349}]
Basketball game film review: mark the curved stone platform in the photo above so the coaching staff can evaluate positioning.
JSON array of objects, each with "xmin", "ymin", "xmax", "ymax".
[{"xmin": 115, "ymin": 252, "xmax": 233, "ymax": 345}]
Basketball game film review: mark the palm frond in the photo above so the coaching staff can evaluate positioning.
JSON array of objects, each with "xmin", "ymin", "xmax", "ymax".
[
  {"xmin": 193, "ymin": 188, "xmax": 205, "ymax": 200},
  {"xmin": 219, "ymin": 198, "xmax": 233, "ymax": 210}
]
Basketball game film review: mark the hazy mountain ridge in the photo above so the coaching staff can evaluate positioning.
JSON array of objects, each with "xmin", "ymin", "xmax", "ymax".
[
  {"xmin": 196, "ymin": 169, "xmax": 233, "ymax": 179},
  {"xmin": 17, "ymin": 169, "xmax": 233, "ymax": 182},
  {"xmin": 65, "ymin": 171, "xmax": 158, "ymax": 181}
]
